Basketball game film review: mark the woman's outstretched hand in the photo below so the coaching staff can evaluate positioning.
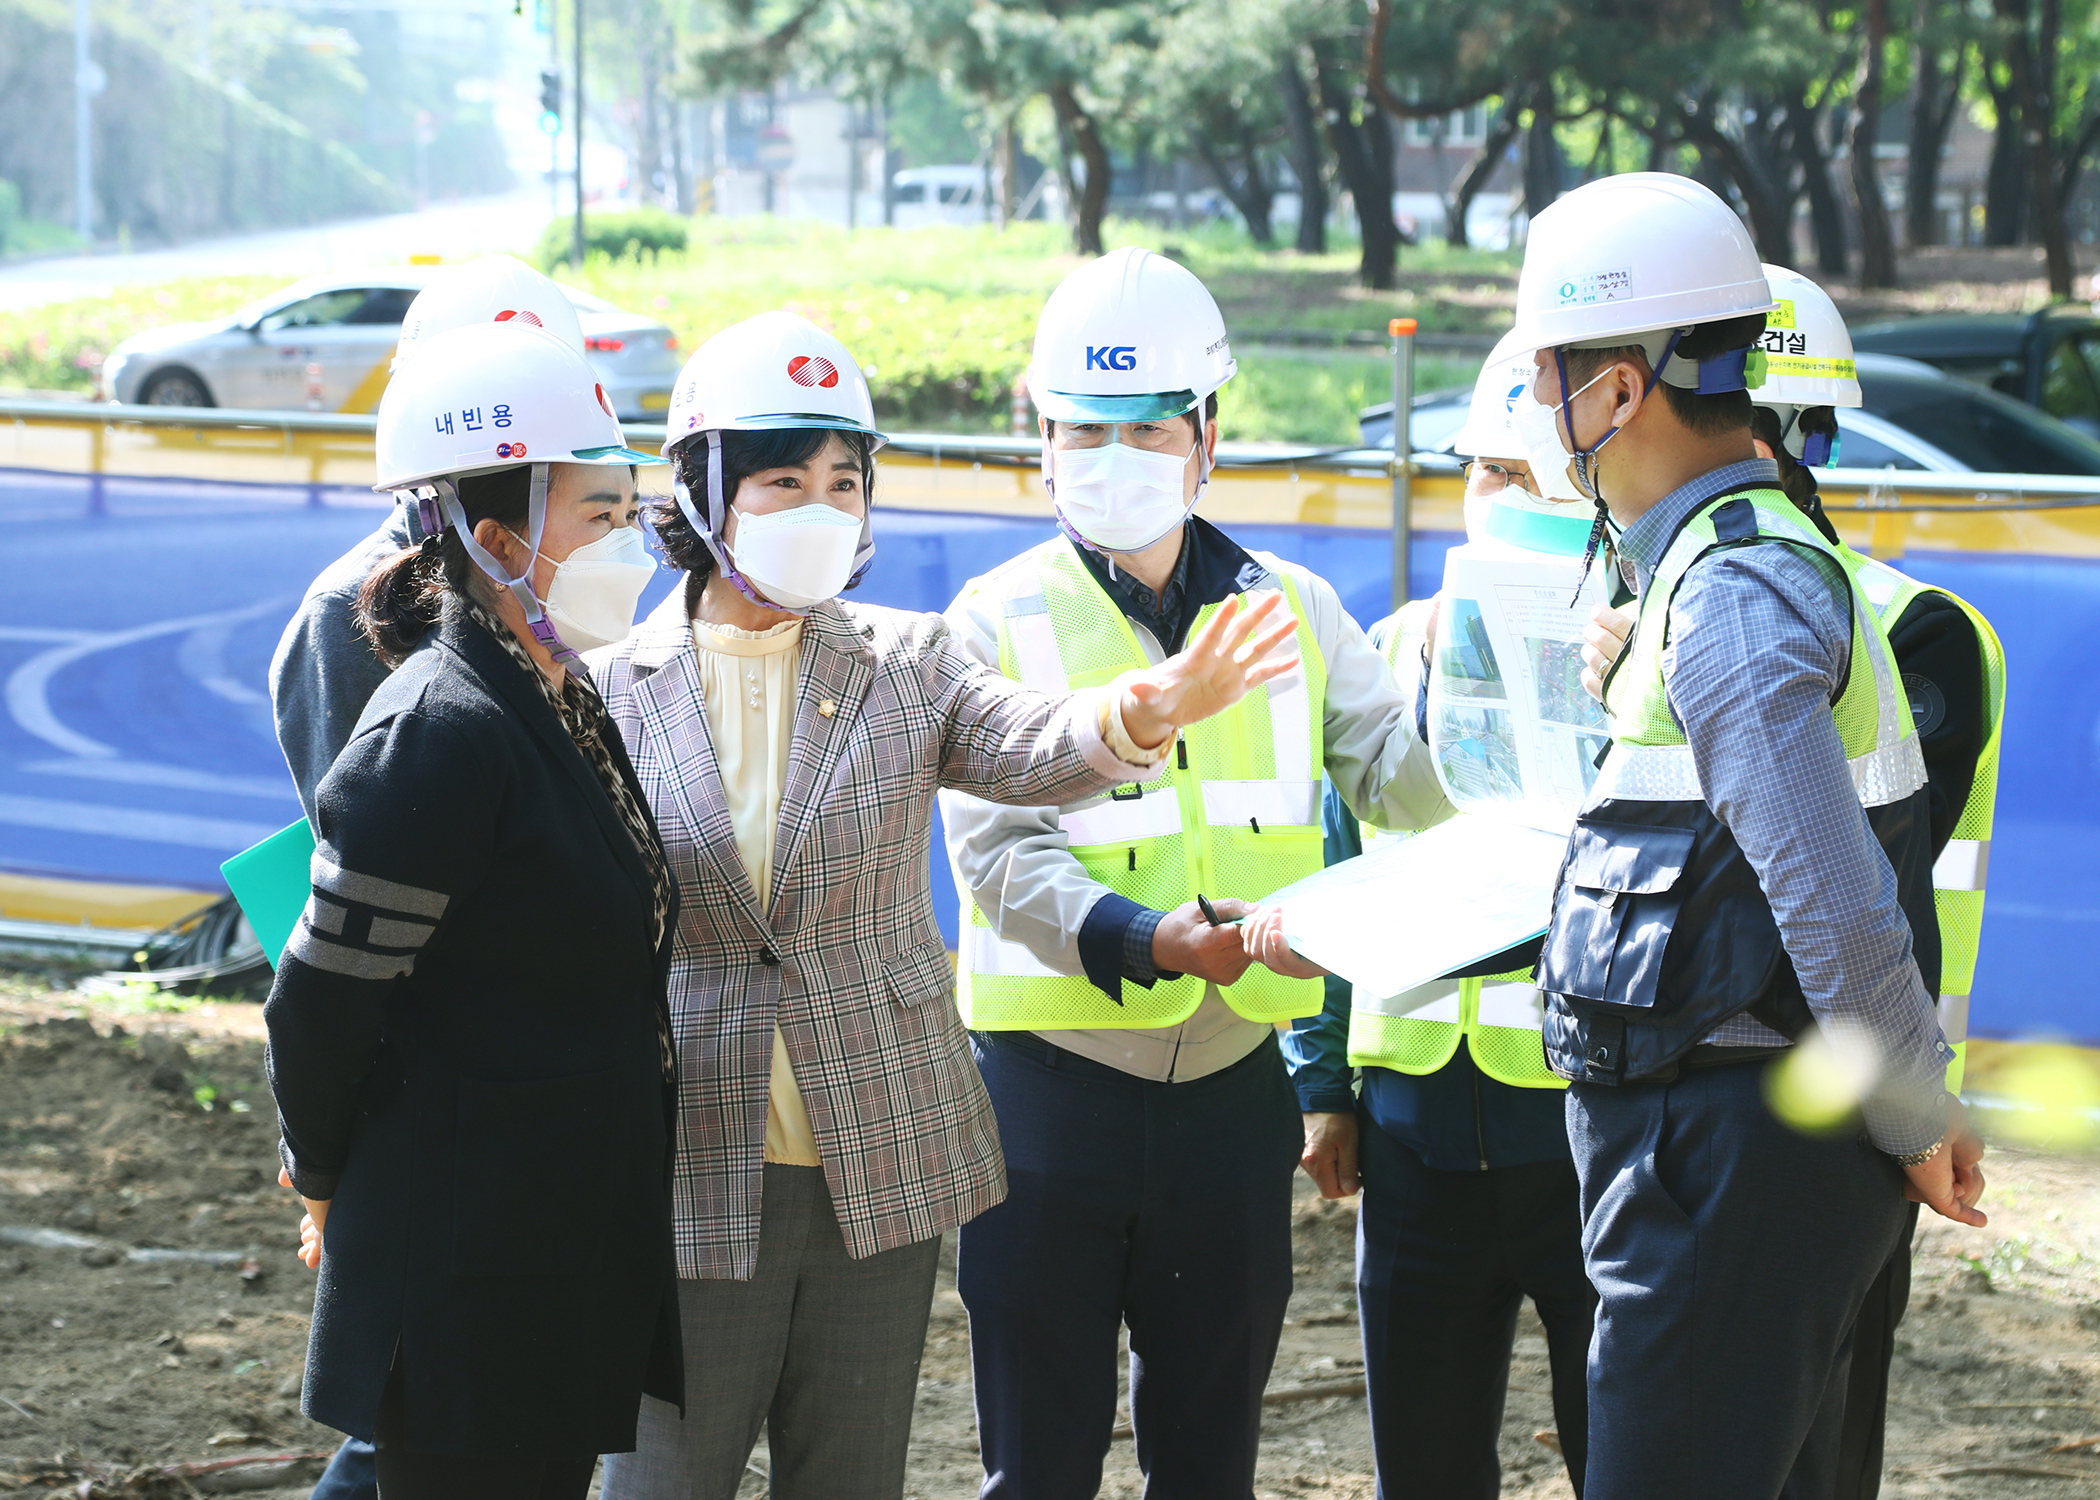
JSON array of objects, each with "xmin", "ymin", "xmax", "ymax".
[{"xmin": 1120, "ymin": 592, "xmax": 1301, "ymax": 749}]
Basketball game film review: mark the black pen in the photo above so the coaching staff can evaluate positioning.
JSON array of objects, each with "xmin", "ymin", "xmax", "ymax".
[{"xmin": 1197, "ymin": 893, "xmax": 1226, "ymax": 927}]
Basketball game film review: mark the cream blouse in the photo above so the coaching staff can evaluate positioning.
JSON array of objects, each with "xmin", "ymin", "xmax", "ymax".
[{"xmin": 692, "ymin": 615, "xmax": 821, "ymax": 1167}]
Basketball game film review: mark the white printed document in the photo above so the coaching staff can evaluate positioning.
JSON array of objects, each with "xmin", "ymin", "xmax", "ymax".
[
  {"xmin": 1428, "ymin": 548, "xmax": 1609, "ymax": 833},
  {"xmin": 1269, "ymin": 814, "xmax": 1567, "ymax": 1000}
]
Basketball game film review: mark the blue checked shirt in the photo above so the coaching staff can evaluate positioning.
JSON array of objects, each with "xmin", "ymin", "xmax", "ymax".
[{"xmin": 1609, "ymin": 460, "xmax": 1951, "ymax": 1155}]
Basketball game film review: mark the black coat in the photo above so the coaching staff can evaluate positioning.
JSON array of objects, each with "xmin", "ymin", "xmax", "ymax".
[{"xmin": 264, "ymin": 608, "xmax": 682, "ymax": 1458}]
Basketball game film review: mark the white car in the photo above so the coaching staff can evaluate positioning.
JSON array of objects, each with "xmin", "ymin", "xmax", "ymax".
[{"xmin": 98, "ymin": 270, "xmax": 682, "ymax": 422}]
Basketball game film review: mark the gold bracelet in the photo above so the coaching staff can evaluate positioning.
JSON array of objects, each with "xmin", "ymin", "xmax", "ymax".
[{"xmin": 1891, "ymin": 1137, "xmax": 1945, "ymax": 1169}]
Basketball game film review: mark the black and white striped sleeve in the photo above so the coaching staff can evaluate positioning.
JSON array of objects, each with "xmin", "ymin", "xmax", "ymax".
[
  {"xmin": 287, "ymin": 850, "xmax": 451, "ymax": 980},
  {"xmin": 265, "ymin": 709, "xmax": 498, "ymax": 1199}
]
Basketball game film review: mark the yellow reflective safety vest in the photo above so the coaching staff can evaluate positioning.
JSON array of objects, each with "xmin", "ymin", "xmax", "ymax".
[
  {"xmin": 957, "ymin": 538, "xmax": 1328, "ymax": 1029},
  {"xmin": 1851, "ymin": 555, "xmax": 2006, "ymax": 1095},
  {"xmin": 1346, "ymin": 605, "xmax": 1565, "ymax": 1090},
  {"xmin": 1541, "ymin": 488, "xmax": 1931, "ymax": 1083}
]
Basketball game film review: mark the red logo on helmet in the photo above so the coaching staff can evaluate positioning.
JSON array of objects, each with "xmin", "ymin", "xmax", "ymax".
[
  {"xmin": 497, "ymin": 442, "xmax": 528, "ymax": 458},
  {"xmin": 787, "ymin": 355, "xmax": 839, "ymax": 389},
  {"xmin": 495, "ymin": 309, "xmax": 545, "ymax": 328},
  {"xmin": 595, "ymin": 383, "xmax": 616, "ymax": 417}
]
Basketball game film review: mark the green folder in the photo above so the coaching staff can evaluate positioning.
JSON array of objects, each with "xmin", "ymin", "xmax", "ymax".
[{"xmin": 221, "ymin": 818, "xmax": 315, "ymax": 969}]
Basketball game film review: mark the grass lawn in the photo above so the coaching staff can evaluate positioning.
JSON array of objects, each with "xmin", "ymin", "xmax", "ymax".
[{"xmin": 0, "ymin": 218, "xmax": 1516, "ymax": 444}]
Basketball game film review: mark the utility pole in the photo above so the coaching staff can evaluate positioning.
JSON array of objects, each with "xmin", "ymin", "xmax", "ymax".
[
  {"xmin": 74, "ymin": 0, "xmax": 100, "ymax": 249},
  {"xmin": 571, "ymin": 0, "xmax": 587, "ymax": 269}
]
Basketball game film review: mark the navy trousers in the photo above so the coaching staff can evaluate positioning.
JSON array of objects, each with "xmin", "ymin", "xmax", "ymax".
[
  {"xmin": 959, "ymin": 1031, "xmax": 1302, "ymax": 1500},
  {"xmin": 1355, "ymin": 1108, "xmax": 1594, "ymax": 1500},
  {"xmin": 1568, "ymin": 1062, "xmax": 1912, "ymax": 1500},
  {"xmin": 1831, "ymin": 1204, "xmax": 1920, "ymax": 1500}
]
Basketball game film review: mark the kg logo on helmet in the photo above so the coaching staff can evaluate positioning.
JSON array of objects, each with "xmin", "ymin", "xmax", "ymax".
[
  {"xmin": 787, "ymin": 355, "xmax": 840, "ymax": 388},
  {"xmin": 1085, "ymin": 346, "xmax": 1137, "ymax": 371}
]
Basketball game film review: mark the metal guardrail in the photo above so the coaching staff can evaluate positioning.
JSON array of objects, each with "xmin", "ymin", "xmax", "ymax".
[{"xmin": 9, "ymin": 398, "xmax": 2100, "ymax": 513}]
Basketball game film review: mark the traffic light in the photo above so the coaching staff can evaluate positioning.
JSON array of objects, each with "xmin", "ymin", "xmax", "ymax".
[{"xmin": 539, "ymin": 68, "xmax": 562, "ymax": 134}]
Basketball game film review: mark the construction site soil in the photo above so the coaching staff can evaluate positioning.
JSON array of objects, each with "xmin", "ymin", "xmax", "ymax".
[{"xmin": 2, "ymin": 974, "xmax": 2095, "ymax": 1498}]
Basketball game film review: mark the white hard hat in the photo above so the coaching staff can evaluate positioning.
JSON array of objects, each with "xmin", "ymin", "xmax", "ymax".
[
  {"xmin": 662, "ymin": 310, "xmax": 885, "ymax": 451},
  {"xmin": 1753, "ymin": 263, "xmax": 1861, "ymax": 410},
  {"xmin": 374, "ymin": 320, "xmax": 660, "ymax": 492},
  {"xmin": 660, "ymin": 310, "xmax": 884, "ymax": 610},
  {"xmin": 1027, "ymin": 247, "xmax": 1236, "ymax": 422},
  {"xmin": 1449, "ymin": 353, "xmax": 1537, "ymax": 458},
  {"xmin": 1504, "ymin": 172, "xmax": 1775, "ymax": 378},
  {"xmin": 394, "ymin": 255, "xmax": 587, "ymax": 371}
]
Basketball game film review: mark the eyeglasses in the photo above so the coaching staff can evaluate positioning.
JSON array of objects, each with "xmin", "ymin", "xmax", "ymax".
[{"xmin": 1460, "ymin": 459, "xmax": 1538, "ymax": 496}]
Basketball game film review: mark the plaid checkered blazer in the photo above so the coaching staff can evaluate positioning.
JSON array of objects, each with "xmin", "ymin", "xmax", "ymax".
[{"xmin": 593, "ymin": 589, "xmax": 1149, "ymax": 1280}]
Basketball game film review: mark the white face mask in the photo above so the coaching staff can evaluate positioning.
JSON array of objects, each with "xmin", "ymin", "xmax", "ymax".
[
  {"xmin": 727, "ymin": 502, "xmax": 863, "ymax": 609},
  {"xmin": 1052, "ymin": 440, "xmax": 1197, "ymax": 552},
  {"xmin": 1509, "ymin": 366, "xmax": 1615, "ymax": 503},
  {"xmin": 538, "ymin": 522, "xmax": 658, "ymax": 653}
]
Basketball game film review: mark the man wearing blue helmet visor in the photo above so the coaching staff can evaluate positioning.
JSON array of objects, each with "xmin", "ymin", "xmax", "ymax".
[
  {"xmin": 940, "ymin": 246, "xmax": 1454, "ymax": 1499},
  {"xmin": 1505, "ymin": 173, "xmax": 1988, "ymax": 1500}
]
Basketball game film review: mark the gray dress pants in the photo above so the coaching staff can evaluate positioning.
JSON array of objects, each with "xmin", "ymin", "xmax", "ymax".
[{"xmin": 600, "ymin": 1164, "xmax": 941, "ymax": 1500}]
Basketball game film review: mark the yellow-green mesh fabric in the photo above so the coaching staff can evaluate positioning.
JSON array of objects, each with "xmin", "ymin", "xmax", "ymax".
[
  {"xmin": 1607, "ymin": 490, "xmax": 1902, "ymax": 761},
  {"xmin": 1348, "ymin": 1009, "xmax": 1464, "ymax": 1073},
  {"xmin": 1465, "ymin": 968, "xmax": 1565, "ymax": 1089},
  {"xmin": 964, "ymin": 541, "xmax": 1328, "ymax": 1027}
]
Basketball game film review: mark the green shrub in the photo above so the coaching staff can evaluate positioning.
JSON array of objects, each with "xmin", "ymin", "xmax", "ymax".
[
  {"xmin": 0, "ymin": 180, "xmax": 19, "ymax": 255},
  {"xmin": 3, "ymin": 219, "xmax": 1500, "ymax": 439},
  {"xmin": 537, "ymin": 209, "xmax": 692, "ymax": 269}
]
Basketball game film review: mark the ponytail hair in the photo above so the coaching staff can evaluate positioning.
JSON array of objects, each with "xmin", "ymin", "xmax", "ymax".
[{"xmin": 354, "ymin": 466, "xmax": 534, "ymax": 666}]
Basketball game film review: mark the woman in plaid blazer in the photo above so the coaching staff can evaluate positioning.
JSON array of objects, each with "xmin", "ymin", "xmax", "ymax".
[{"xmin": 591, "ymin": 310, "xmax": 1298, "ymax": 1500}]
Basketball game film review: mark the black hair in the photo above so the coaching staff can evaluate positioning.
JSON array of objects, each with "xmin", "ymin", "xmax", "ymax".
[
  {"xmin": 1041, "ymin": 390, "xmax": 1220, "ymax": 443},
  {"xmin": 1750, "ymin": 403, "xmax": 1843, "ymax": 543},
  {"xmin": 356, "ymin": 466, "xmax": 532, "ymax": 666},
  {"xmin": 1564, "ymin": 313, "xmax": 1769, "ymax": 438},
  {"xmin": 651, "ymin": 427, "xmax": 877, "ymax": 586}
]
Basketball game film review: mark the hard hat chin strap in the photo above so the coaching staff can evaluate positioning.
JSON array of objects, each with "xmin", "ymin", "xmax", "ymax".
[
  {"xmin": 679, "ymin": 429, "xmax": 800, "ymax": 613},
  {"xmin": 433, "ymin": 464, "xmax": 586, "ymax": 673},
  {"xmin": 1562, "ymin": 330, "xmax": 1683, "ymax": 603}
]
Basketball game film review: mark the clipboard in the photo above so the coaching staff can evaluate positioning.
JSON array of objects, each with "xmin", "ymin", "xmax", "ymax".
[{"xmin": 220, "ymin": 819, "xmax": 315, "ymax": 970}]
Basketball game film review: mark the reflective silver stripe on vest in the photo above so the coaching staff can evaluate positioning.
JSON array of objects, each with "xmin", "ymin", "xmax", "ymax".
[
  {"xmin": 1200, "ymin": 779, "xmax": 1321, "ymax": 830},
  {"xmin": 1933, "ymin": 838, "xmax": 1990, "ymax": 892},
  {"xmin": 1854, "ymin": 557, "xmax": 1907, "ymax": 611},
  {"xmin": 1476, "ymin": 980, "xmax": 1547, "ymax": 1033},
  {"xmin": 1354, "ymin": 976, "xmax": 1463, "ymax": 1022},
  {"xmin": 963, "ymin": 922, "xmax": 1067, "ymax": 979},
  {"xmin": 1060, "ymin": 787, "xmax": 1185, "ymax": 846},
  {"xmin": 1003, "ymin": 596, "xmax": 1068, "ymax": 693},
  {"xmin": 1591, "ymin": 741, "xmax": 1703, "ymax": 802},
  {"xmin": 1639, "ymin": 499, "xmax": 1926, "ymax": 809},
  {"xmin": 1938, "ymin": 992, "xmax": 1970, "ymax": 1047},
  {"xmin": 1260, "ymin": 643, "xmax": 1314, "ymax": 786},
  {"xmin": 1853, "ymin": 733, "xmax": 1928, "ymax": 808},
  {"xmin": 1593, "ymin": 737, "xmax": 1925, "ymax": 808}
]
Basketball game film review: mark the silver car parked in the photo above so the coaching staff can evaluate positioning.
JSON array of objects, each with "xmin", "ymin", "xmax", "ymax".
[{"xmin": 98, "ymin": 269, "xmax": 682, "ymax": 421}]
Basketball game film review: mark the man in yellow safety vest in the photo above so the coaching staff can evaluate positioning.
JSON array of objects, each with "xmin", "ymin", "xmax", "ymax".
[
  {"xmin": 939, "ymin": 247, "xmax": 1451, "ymax": 1498},
  {"xmin": 1280, "ymin": 350, "xmax": 1596, "ymax": 1499},
  {"xmin": 1579, "ymin": 262, "xmax": 2004, "ymax": 1500}
]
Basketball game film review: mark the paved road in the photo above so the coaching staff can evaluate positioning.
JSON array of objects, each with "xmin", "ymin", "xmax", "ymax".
[{"xmin": 0, "ymin": 193, "xmax": 548, "ymax": 312}]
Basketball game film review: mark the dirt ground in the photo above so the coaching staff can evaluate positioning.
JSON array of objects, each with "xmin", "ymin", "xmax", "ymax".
[{"xmin": 3, "ymin": 972, "xmax": 2097, "ymax": 1499}]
